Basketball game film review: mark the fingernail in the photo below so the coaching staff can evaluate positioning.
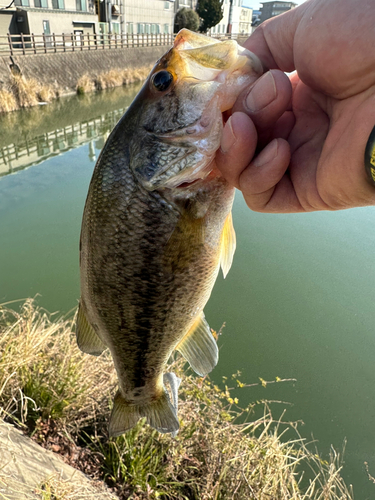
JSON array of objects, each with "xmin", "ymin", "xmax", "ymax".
[
  {"xmin": 220, "ymin": 116, "xmax": 236, "ymax": 153},
  {"xmin": 246, "ymin": 71, "xmax": 277, "ymax": 113},
  {"xmin": 252, "ymin": 139, "xmax": 278, "ymax": 167}
]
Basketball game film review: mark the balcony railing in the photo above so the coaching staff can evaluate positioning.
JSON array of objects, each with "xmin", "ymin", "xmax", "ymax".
[{"xmin": 0, "ymin": 32, "xmax": 249, "ymax": 56}]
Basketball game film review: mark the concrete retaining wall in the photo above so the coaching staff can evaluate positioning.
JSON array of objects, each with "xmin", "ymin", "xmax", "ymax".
[{"xmin": 0, "ymin": 45, "xmax": 169, "ymax": 92}]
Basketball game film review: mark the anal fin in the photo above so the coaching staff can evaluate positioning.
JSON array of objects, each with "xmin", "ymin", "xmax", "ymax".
[
  {"xmin": 220, "ymin": 211, "xmax": 236, "ymax": 278},
  {"xmin": 109, "ymin": 385, "xmax": 179, "ymax": 437},
  {"xmin": 76, "ymin": 303, "xmax": 106, "ymax": 356},
  {"xmin": 176, "ymin": 313, "xmax": 218, "ymax": 377}
]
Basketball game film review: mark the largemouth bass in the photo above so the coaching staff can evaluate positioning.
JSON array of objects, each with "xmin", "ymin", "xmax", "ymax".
[{"xmin": 77, "ymin": 29, "xmax": 262, "ymax": 437}]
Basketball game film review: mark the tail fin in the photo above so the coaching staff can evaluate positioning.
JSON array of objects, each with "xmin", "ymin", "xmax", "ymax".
[{"xmin": 109, "ymin": 379, "xmax": 180, "ymax": 437}]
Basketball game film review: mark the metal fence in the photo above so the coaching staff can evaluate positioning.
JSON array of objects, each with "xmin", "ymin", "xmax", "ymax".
[{"xmin": 0, "ymin": 32, "xmax": 247, "ymax": 56}]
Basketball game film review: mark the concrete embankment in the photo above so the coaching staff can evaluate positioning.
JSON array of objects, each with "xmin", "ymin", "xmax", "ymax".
[
  {"xmin": 0, "ymin": 420, "xmax": 118, "ymax": 499},
  {"xmin": 0, "ymin": 45, "xmax": 169, "ymax": 94}
]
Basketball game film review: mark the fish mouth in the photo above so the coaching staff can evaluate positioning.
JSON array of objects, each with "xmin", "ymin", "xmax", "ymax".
[
  {"xmin": 172, "ymin": 29, "xmax": 262, "ymax": 111},
  {"xmin": 136, "ymin": 31, "xmax": 262, "ymax": 192},
  {"xmin": 175, "ymin": 179, "xmax": 201, "ymax": 189}
]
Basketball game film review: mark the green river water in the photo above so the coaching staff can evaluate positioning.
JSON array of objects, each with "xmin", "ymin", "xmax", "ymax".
[{"xmin": 1, "ymin": 84, "xmax": 375, "ymax": 498}]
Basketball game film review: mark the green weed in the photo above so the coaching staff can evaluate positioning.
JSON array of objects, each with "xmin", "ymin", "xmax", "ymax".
[{"xmin": 0, "ymin": 300, "xmax": 355, "ymax": 499}]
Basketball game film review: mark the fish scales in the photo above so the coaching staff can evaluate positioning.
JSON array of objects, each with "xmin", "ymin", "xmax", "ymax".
[{"xmin": 77, "ymin": 29, "xmax": 262, "ymax": 436}]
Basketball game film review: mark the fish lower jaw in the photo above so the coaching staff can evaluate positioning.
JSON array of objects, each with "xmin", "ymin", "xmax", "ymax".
[
  {"xmin": 160, "ymin": 157, "xmax": 217, "ymax": 190},
  {"xmin": 174, "ymin": 166, "xmax": 223, "ymax": 189}
]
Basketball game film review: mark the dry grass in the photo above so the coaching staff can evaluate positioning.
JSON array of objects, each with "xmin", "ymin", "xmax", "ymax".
[
  {"xmin": 10, "ymin": 73, "xmax": 40, "ymax": 108},
  {"xmin": 0, "ymin": 299, "xmax": 355, "ymax": 500},
  {"xmin": 94, "ymin": 66, "xmax": 152, "ymax": 91},
  {"xmin": 35, "ymin": 473, "xmax": 116, "ymax": 500},
  {"xmin": 37, "ymin": 84, "xmax": 57, "ymax": 103},
  {"xmin": 2, "ymin": 74, "xmax": 59, "ymax": 111},
  {"xmin": 0, "ymin": 88, "xmax": 17, "ymax": 113},
  {"xmin": 95, "ymin": 69, "xmax": 125, "ymax": 91},
  {"xmin": 77, "ymin": 74, "xmax": 96, "ymax": 95},
  {"xmin": 0, "ymin": 65, "xmax": 152, "ymax": 112}
]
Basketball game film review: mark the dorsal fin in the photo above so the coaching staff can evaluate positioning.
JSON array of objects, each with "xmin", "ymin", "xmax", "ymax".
[
  {"xmin": 220, "ymin": 211, "xmax": 236, "ymax": 278},
  {"xmin": 176, "ymin": 312, "xmax": 218, "ymax": 377}
]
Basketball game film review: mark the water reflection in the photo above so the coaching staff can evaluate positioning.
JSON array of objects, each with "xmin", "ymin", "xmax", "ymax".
[{"xmin": 0, "ymin": 83, "xmax": 142, "ymax": 177}]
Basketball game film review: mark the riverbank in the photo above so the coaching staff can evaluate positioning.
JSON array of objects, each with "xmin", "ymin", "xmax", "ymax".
[
  {"xmin": 0, "ymin": 299, "xmax": 354, "ymax": 499},
  {"xmin": 0, "ymin": 66, "xmax": 152, "ymax": 113},
  {"xmin": 0, "ymin": 44, "xmax": 167, "ymax": 113}
]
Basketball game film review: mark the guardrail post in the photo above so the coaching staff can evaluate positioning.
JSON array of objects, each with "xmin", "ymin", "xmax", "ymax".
[
  {"xmin": 87, "ymin": 32, "xmax": 90, "ymax": 50},
  {"xmin": 53, "ymin": 33, "xmax": 56, "ymax": 52},
  {"xmin": 32, "ymin": 33, "xmax": 36, "ymax": 54},
  {"xmin": 7, "ymin": 33, "xmax": 13, "ymax": 56},
  {"xmin": 71, "ymin": 33, "xmax": 75, "ymax": 51},
  {"xmin": 20, "ymin": 33, "xmax": 25, "ymax": 55}
]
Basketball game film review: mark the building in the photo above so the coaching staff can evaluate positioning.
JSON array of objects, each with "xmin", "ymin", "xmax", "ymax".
[
  {"xmin": 227, "ymin": 0, "xmax": 243, "ymax": 33},
  {"xmin": 239, "ymin": 5, "xmax": 252, "ymax": 34},
  {"xmin": 260, "ymin": 1, "xmax": 297, "ymax": 23},
  {"xmin": 174, "ymin": 0, "xmax": 197, "ymax": 12},
  {"xmin": 122, "ymin": 0, "xmax": 175, "ymax": 36},
  {"xmin": 0, "ymin": 0, "xmax": 176, "ymax": 37},
  {"xmin": 209, "ymin": 0, "xmax": 250, "ymax": 36},
  {"xmin": 0, "ymin": 0, "xmax": 97, "ymax": 36}
]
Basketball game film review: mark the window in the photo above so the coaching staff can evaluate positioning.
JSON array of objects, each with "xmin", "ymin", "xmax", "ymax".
[
  {"xmin": 164, "ymin": 1, "xmax": 170, "ymax": 9},
  {"xmin": 112, "ymin": 23, "xmax": 120, "ymax": 34},
  {"xmin": 164, "ymin": 23, "xmax": 169, "ymax": 34},
  {"xmin": 76, "ymin": 0, "xmax": 86, "ymax": 10},
  {"xmin": 137, "ymin": 23, "xmax": 144, "ymax": 34},
  {"xmin": 14, "ymin": 0, "xmax": 29, "ymax": 6},
  {"xmin": 126, "ymin": 23, "xmax": 134, "ymax": 34},
  {"xmin": 43, "ymin": 19, "xmax": 50, "ymax": 34},
  {"xmin": 35, "ymin": 0, "xmax": 48, "ymax": 7},
  {"xmin": 52, "ymin": 0, "xmax": 64, "ymax": 9},
  {"xmin": 145, "ymin": 24, "xmax": 150, "ymax": 34},
  {"xmin": 151, "ymin": 23, "xmax": 160, "ymax": 34}
]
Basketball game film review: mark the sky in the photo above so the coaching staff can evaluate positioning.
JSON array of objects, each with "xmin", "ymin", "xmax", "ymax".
[{"xmin": 242, "ymin": 0, "xmax": 305, "ymax": 12}]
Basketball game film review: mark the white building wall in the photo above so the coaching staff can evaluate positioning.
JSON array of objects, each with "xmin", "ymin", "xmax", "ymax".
[
  {"xmin": 124, "ymin": 0, "xmax": 175, "ymax": 35},
  {"xmin": 209, "ymin": 0, "xmax": 229, "ymax": 35},
  {"xmin": 210, "ymin": 0, "xmax": 247, "ymax": 35},
  {"xmin": 230, "ymin": 0, "xmax": 243, "ymax": 33},
  {"xmin": 239, "ymin": 6, "xmax": 252, "ymax": 34}
]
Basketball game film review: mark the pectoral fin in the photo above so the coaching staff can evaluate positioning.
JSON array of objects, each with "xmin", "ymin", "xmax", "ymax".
[
  {"xmin": 76, "ymin": 303, "xmax": 106, "ymax": 356},
  {"xmin": 220, "ymin": 212, "xmax": 236, "ymax": 279},
  {"xmin": 109, "ymin": 385, "xmax": 179, "ymax": 437},
  {"xmin": 176, "ymin": 313, "xmax": 218, "ymax": 377}
]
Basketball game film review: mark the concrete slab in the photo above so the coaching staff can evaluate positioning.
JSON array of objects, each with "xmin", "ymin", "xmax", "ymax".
[{"xmin": 0, "ymin": 420, "xmax": 118, "ymax": 499}]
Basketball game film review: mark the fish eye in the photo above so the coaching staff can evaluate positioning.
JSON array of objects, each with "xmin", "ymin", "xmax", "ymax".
[{"xmin": 152, "ymin": 70, "xmax": 174, "ymax": 92}]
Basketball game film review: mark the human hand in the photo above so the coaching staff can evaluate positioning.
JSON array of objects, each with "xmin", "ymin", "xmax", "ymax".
[{"xmin": 216, "ymin": 0, "xmax": 375, "ymax": 212}]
